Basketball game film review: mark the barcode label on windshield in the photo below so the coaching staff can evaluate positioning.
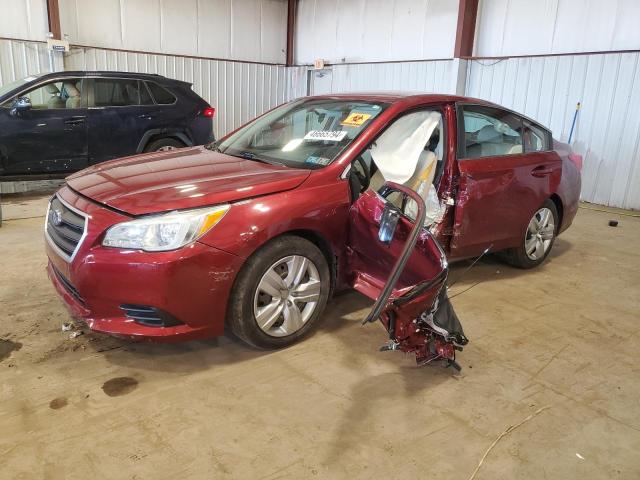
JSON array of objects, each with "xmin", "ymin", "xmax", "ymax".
[{"xmin": 304, "ymin": 130, "xmax": 348, "ymax": 142}]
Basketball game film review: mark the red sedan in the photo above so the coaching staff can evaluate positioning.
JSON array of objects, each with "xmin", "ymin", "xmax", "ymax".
[{"xmin": 45, "ymin": 93, "xmax": 581, "ymax": 356}]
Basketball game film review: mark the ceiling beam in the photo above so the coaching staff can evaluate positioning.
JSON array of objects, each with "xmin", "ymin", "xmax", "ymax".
[
  {"xmin": 46, "ymin": 0, "xmax": 62, "ymax": 40},
  {"xmin": 286, "ymin": 0, "xmax": 297, "ymax": 66},
  {"xmin": 454, "ymin": 0, "xmax": 479, "ymax": 58}
]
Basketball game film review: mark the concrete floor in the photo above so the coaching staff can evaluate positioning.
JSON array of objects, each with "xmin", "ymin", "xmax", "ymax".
[{"xmin": 1, "ymin": 192, "xmax": 639, "ymax": 480}]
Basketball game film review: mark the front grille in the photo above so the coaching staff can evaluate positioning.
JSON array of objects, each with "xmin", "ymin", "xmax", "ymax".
[
  {"xmin": 46, "ymin": 196, "xmax": 87, "ymax": 261},
  {"xmin": 52, "ymin": 265, "xmax": 86, "ymax": 306},
  {"xmin": 120, "ymin": 304, "xmax": 183, "ymax": 328}
]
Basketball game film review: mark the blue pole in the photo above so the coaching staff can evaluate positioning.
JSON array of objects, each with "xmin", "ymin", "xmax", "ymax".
[{"xmin": 568, "ymin": 102, "xmax": 581, "ymax": 145}]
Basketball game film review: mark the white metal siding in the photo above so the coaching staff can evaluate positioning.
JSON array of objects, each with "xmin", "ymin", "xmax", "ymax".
[
  {"xmin": 475, "ymin": 0, "xmax": 640, "ymax": 57},
  {"xmin": 64, "ymin": 46, "xmax": 298, "ymax": 137},
  {"xmin": 467, "ymin": 52, "xmax": 640, "ymax": 210},
  {"xmin": 296, "ymin": 0, "xmax": 458, "ymax": 64},
  {"xmin": 0, "ymin": 38, "xmax": 61, "ymax": 85},
  {"xmin": 58, "ymin": 0, "xmax": 288, "ymax": 64},
  {"xmin": 307, "ymin": 60, "xmax": 457, "ymax": 95},
  {"xmin": 0, "ymin": 0, "xmax": 49, "ymax": 42}
]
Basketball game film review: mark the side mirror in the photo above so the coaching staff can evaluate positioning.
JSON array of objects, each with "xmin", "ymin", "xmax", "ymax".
[
  {"xmin": 10, "ymin": 96, "xmax": 32, "ymax": 116},
  {"xmin": 378, "ymin": 203, "xmax": 400, "ymax": 245}
]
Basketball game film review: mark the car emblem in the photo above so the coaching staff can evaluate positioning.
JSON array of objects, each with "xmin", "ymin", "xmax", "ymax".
[{"xmin": 51, "ymin": 208, "xmax": 63, "ymax": 226}]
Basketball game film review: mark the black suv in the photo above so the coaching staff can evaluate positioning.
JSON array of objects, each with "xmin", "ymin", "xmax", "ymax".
[{"xmin": 0, "ymin": 71, "xmax": 215, "ymax": 177}]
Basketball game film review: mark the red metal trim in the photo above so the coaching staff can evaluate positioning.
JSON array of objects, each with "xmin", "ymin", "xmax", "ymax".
[
  {"xmin": 463, "ymin": 48, "xmax": 640, "ymax": 60},
  {"xmin": 66, "ymin": 43, "xmax": 287, "ymax": 67},
  {"xmin": 454, "ymin": 0, "xmax": 479, "ymax": 58},
  {"xmin": 304, "ymin": 57, "xmax": 453, "ymax": 67},
  {"xmin": 286, "ymin": 0, "xmax": 297, "ymax": 66},
  {"xmin": 46, "ymin": 0, "xmax": 62, "ymax": 40}
]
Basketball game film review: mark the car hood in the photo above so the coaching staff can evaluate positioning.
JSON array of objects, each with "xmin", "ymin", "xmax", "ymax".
[{"xmin": 66, "ymin": 146, "xmax": 311, "ymax": 215}]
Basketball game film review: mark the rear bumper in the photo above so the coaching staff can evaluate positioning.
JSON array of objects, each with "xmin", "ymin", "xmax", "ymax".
[{"xmin": 45, "ymin": 187, "xmax": 244, "ymax": 341}]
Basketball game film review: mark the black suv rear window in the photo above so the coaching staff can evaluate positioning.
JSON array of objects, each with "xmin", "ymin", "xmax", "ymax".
[
  {"xmin": 146, "ymin": 82, "xmax": 176, "ymax": 105},
  {"xmin": 93, "ymin": 79, "xmax": 153, "ymax": 107}
]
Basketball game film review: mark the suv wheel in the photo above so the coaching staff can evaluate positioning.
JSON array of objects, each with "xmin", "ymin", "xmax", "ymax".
[
  {"xmin": 144, "ymin": 138, "xmax": 185, "ymax": 152},
  {"xmin": 227, "ymin": 236, "xmax": 330, "ymax": 349}
]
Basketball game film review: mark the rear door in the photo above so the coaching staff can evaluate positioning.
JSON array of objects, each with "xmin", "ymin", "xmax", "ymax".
[
  {"xmin": 86, "ymin": 78, "xmax": 156, "ymax": 163},
  {"xmin": 0, "ymin": 78, "xmax": 88, "ymax": 175},
  {"xmin": 449, "ymin": 104, "xmax": 561, "ymax": 258}
]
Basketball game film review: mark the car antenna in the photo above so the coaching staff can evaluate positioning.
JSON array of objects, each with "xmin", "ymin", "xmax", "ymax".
[{"xmin": 447, "ymin": 244, "xmax": 493, "ymax": 291}]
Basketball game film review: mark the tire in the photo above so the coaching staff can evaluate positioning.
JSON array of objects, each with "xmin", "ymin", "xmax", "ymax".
[
  {"xmin": 504, "ymin": 199, "xmax": 559, "ymax": 269},
  {"xmin": 144, "ymin": 137, "xmax": 185, "ymax": 152},
  {"xmin": 227, "ymin": 236, "xmax": 331, "ymax": 349}
]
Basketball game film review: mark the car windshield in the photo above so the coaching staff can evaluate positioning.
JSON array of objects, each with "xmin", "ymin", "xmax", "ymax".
[
  {"xmin": 211, "ymin": 98, "xmax": 388, "ymax": 169},
  {"xmin": 0, "ymin": 74, "xmax": 43, "ymax": 99}
]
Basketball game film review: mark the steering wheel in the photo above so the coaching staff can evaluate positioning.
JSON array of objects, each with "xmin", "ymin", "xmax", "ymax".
[{"xmin": 352, "ymin": 156, "xmax": 371, "ymax": 194}]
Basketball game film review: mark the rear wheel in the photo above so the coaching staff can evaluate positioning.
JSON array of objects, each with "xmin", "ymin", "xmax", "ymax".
[
  {"xmin": 227, "ymin": 236, "xmax": 330, "ymax": 349},
  {"xmin": 144, "ymin": 138, "xmax": 185, "ymax": 152},
  {"xmin": 505, "ymin": 199, "xmax": 558, "ymax": 269}
]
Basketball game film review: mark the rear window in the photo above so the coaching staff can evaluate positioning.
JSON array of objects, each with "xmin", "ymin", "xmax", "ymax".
[
  {"xmin": 93, "ymin": 79, "xmax": 153, "ymax": 107},
  {"xmin": 146, "ymin": 82, "xmax": 177, "ymax": 105}
]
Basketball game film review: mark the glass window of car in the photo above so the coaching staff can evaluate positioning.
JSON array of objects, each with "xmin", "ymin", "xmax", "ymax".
[
  {"xmin": 460, "ymin": 105, "xmax": 523, "ymax": 159},
  {"xmin": 1, "ymin": 79, "xmax": 83, "ymax": 109},
  {"xmin": 212, "ymin": 99, "xmax": 387, "ymax": 169},
  {"xmin": 146, "ymin": 82, "xmax": 176, "ymax": 105},
  {"xmin": 523, "ymin": 121, "xmax": 550, "ymax": 152},
  {"xmin": 93, "ymin": 79, "xmax": 153, "ymax": 107},
  {"xmin": 0, "ymin": 74, "xmax": 45, "ymax": 101}
]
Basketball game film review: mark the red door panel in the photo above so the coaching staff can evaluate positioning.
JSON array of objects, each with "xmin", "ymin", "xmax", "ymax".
[
  {"xmin": 450, "ymin": 151, "xmax": 561, "ymax": 258},
  {"xmin": 347, "ymin": 188, "xmax": 445, "ymax": 302}
]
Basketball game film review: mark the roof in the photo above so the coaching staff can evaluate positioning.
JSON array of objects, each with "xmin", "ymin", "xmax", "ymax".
[
  {"xmin": 304, "ymin": 92, "xmax": 495, "ymax": 105},
  {"xmin": 38, "ymin": 70, "xmax": 182, "ymax": 85}
]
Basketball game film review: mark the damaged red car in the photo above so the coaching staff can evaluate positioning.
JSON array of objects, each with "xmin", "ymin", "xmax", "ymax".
[{"xmin": 45, "ymin": 94, "xmax": 581, "ymax": 365}]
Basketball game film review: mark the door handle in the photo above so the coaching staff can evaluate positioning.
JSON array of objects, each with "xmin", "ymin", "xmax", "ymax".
[
  {"xmin": 531, "ymin": 165, "xmax": 554, "ymax": 177},
  {"xmin": 64, "ymin": 116, "xmax": 86, "ymax": 126}
]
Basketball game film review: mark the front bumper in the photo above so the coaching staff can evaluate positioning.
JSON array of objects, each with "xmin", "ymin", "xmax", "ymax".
[{"xmin": 45, "ymin": 186, "xmax": 244, "ymax": 341}]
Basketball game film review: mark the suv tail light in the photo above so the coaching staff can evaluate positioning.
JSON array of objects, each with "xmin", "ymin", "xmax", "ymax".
[
  {"xmin": 202, "ymin": 107, "xmax": 215, "ymax": 118},
  {"xmin": 568, "ymin": 153, "xmax": 583, "ymax": 171}
]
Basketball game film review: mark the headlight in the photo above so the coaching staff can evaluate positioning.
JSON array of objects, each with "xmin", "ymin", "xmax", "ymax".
[{"xmin": 103, "ymin": 204, "xmax": 229, "ymax": 252}]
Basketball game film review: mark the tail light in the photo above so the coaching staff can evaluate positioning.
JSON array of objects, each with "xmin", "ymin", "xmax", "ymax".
[
  {"xmin": 202, "ymin": 107, "xmax": 215, "ymax": 118},
  {"xmin": 568, "ymin": 153, "xmax": 583, "ymax": 171}
]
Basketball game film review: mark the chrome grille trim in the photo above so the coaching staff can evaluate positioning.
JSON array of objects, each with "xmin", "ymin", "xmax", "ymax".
[{"xmin": 44, "ymin": 194, "xmax": 89, "ymax": 263}]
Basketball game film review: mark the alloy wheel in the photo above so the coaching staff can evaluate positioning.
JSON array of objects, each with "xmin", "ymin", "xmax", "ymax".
[
  {"xmin": 157, "ymin": 145, "xmax": 177, "ymax": 152},
  {"xmin": 253, "ymin": 255, "xmax": 322, "ymax": 337},
  {"xmin": 525, "ymin": 207, "xmax": 555, "ymax": 261}
]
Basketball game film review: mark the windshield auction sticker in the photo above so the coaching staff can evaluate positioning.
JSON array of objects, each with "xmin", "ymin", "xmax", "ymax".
[
  {"xmin": 304, "ymin": 130, "xmax": 348, "ymax": 142},
  {"xmin": 341, "ymin": 113, "xmax": 372, "ymax": 127}
]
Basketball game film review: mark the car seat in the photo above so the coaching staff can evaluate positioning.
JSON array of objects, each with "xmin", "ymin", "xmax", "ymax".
[
  {"xmin": 64, "ymin": 82, "xmax": 82, "ymax": 109},
  {"xmin": 45, "ymin": 84, "xmax": 65, "ymax": 109}
]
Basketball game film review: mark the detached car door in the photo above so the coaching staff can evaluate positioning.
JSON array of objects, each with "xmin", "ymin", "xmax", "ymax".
[
  {"xmin": 449, "ymin": 104, "xmax": 561, "ymax": 258},
  {"xmin": 0, "ymin": 78, "xmax": 88, "ymax": 175},
  {"xmin": 346, "ymin": 185, "xmax": 448, "ymax": 313}
]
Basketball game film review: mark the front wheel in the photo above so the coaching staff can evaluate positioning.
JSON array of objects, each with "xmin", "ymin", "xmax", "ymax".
[
  {"xmin": 505, "ymin": 199, "xmax": 559, "ymax": 269},
  {"xmin": 227, "ymin": 236, "xmax": 330, "ymax": 349}
]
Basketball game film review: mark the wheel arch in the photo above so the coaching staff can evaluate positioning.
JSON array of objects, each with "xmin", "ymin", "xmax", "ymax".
[
  {"xmin": 137, "ymin": 129, "xmax": 193, "ymax": 153},
  {"xmin": 549, "ymin": 193, "xmax": 564, "ymax": 231}
]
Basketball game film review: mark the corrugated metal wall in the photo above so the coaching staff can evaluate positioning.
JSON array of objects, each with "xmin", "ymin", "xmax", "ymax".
[
  {"xmin": 296, "ymin": 0, "xmax": 458, "ymax": 64},
  {"xmin": 475, "ymin": 0, "xmax": 640, "ymax": 57},
  {"xmin": 466, "ymin": 52, "xmax": 640, "ymax": 209},
  {"xmin": 0, "ymin": 38, "xmax": 61, "ymax": 85},
  {"xmin": 58, "ymin": 0, "xmax": 288, "ymax": 64},
  {"xmin": 306, "ymin": 60, "xmax": 457, "ymax": 95},
  {"xmin": 64, "ymin": 46, "xmax": 301, "ymax": 137}
]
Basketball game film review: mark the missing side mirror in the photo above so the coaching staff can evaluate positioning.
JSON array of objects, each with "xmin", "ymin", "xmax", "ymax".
[{"xmin": 378, "ymin": 203, "xmax": 400, "ymax": 245}]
